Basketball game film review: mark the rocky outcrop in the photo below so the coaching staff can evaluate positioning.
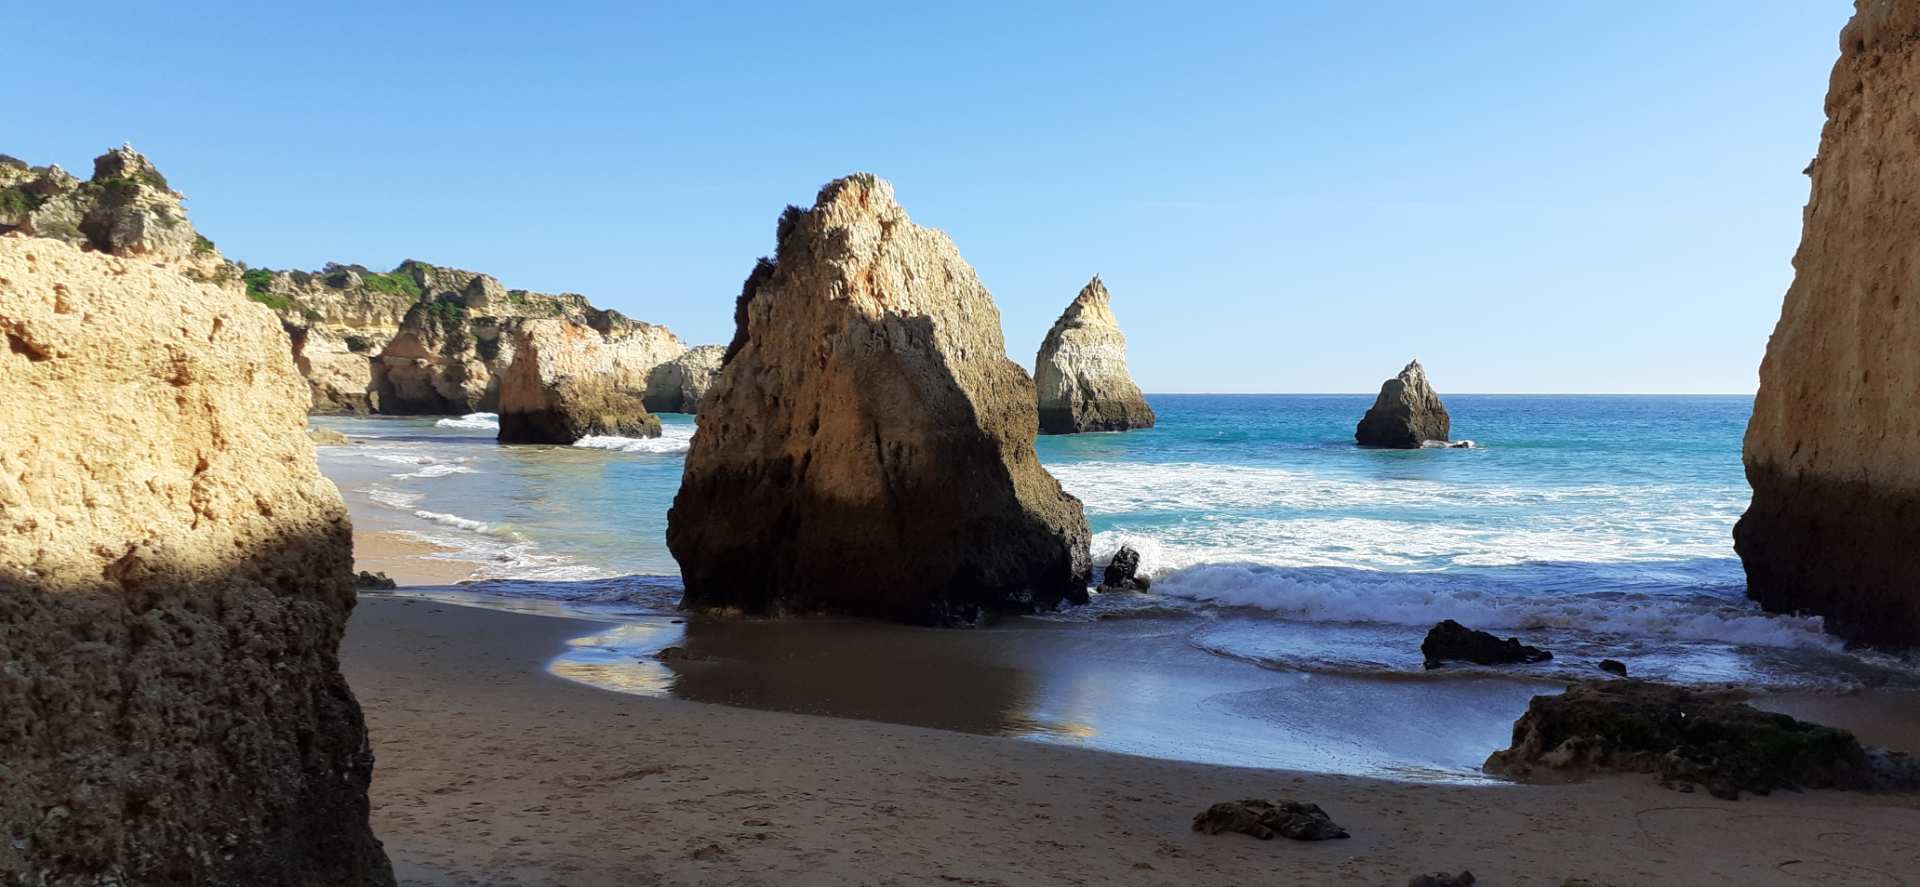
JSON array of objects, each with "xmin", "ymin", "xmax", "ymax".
[
  {"xmin": 1734, "ymin": 0, "xmax": 1920, "ymax": 647},
  {"xmin": 667, "ymin": 174, "xmax": 1092, "ymax": 624},
  {"xmin": 1033, "ymin": 276, "xmax": 1155, "ymax": 434},
  {"xmin": 496, "ymin": 313, "xmax": 678, "ymax": 443},
  {"xmin": 1420, "ymin": 619, "xmax": 1552, "ymax": 669},
  {"xmin": 1099, "ymin": 545, "xmax": 1150, "ymax": 592},
  {"xmin": 1355, "ymin": 360, "xmax": 1451, "ymax": 448},
  {"xmin": 1, "ymin": 146, "xmax": 236, "ymax": 289},
  {"xmin": 644, "ymin": 344, "xmax": 724, "ymax": 413},
  {"xmin": 0, "ymin": 236, "xmax": 392, "ymax": 884},
  {"xmin": 1483, "ymin": 680, "xmax": 1914, "ymax": 800}
]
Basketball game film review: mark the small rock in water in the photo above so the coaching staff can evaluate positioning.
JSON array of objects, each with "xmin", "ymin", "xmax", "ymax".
[
  {"xmin": 1409, "ymin": 872, "xmax": 1476, "ymax": 887},
  {"xmin": 1191, "ymin": 799, "xmax": 1349, "ymax": 841},
  {"xmin": 1099, "ymin": 545, "xmax": 1151, "ymax": 592},
  {"xmin": 1420, "ymin": 619, "xmax": 1552, "ymax": 669},
  {"xmin": 1598, "ymin": 659, "xmax": 1628, "ymax": 677},
  {"xmin": 352, "ymin": 570, "xmax": 396, "ymax": 590},
  {"xmin": 654, "ymin": 645, "xmax": 696, "ymax": 662}
]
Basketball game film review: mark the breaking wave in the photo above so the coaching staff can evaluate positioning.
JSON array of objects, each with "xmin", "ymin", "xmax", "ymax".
[
  {"xmin": 574, "ymin": 423, "xmax": 696, "ymax": 455},
  {"xmin": 436, "ymin": 412, "xmax": 500, "ymax": 431}
]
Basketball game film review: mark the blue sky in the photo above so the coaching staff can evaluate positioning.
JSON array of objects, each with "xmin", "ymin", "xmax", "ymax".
[{"xmin": 8, "ymin": 2, "xmax": 1847, "ymax": 393}]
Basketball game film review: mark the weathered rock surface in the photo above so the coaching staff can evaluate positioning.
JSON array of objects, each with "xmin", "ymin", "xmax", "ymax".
[
  {"xmin": 1191, "ymin": 799, "xmax": 1350, "ymax": 841},
  {"xmin": 1099, "ymin": 544, "xmax": 1150, "ymax": 592},
  {"xmin": 1484, "ymin": 680, "xmax": 1916, "ymax": 800},
  {"xmin": 667, "ymin": 174, "xmax": 1092, "ymax": 624},
  {"xmin": 1356, "ymin": 360, "xmax": 1450, "ymax": 448},
  {"xmin": 496, "ymin": 313, "xmax": 678, "ymax": 443},
  {"xmin": 1408, "ymin": 873, "xmax": 1477, "ymax": 887},
  {"xmin": 0, "ymin": 236, "xmax": 392, "ymax": 884},
  {"xmin": 1033, "ymin": 276, "xmax": 1155, "ymax": 434},
  {"xmin": 644, "ymin": 344, "xmax": 725, "ymax": 413},
  {"xmin": 1735, "ymin": 0, "xmax": 1920, "ymax": 647},
  {"xmin": 1421, "ymin": 619, "xmax": 1552, "ymax": 669}
]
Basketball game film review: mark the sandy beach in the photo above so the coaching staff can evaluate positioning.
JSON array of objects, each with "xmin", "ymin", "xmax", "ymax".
[{"xmin": 344, "ymin": 590, "xmax": 1920, "ymax": 886}]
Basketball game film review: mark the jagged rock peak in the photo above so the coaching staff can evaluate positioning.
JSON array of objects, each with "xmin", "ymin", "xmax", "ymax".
[
  {"xmin": 668, "ymin": 172, "xmax": 1093, "ymax": 624},
  {"xmin": 1034, "ymin": 274, "xmax": 1155, "ymax": 434},
  {"xmin": 0, "ymin": 145, "xmax": 230, "ymax": 279},
  {"xmin": 1355, "ymin": 359, "xmax": 1451, "ymax": 448},
  {"xmin": 1734, "ymin": 0, "xmax": 1920, "ymax": 647}
]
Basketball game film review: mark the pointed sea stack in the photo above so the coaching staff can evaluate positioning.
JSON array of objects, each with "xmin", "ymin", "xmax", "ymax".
[
  {"xmin": 666, "ymin": 173, "xmax": 1092, "ymax": 624},
  {"xmin": 1033, "ymin": 276, "xmax": 1156, "ymax": 434},
  {"xmin": 1355, "ymin": 360, "xmax": 1450, "ymax": 448},
  {"xmin": 1735, "ymin": 0, "xmax": 1920, "ymax": 647}
]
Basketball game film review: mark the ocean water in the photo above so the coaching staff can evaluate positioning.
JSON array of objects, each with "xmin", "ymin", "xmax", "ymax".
[{"xmin": 314, "ymin": 395, "xmax": 1920, "ymax": 700}]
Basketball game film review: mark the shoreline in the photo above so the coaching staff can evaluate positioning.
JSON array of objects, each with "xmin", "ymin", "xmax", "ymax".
[{"xmin": 343, "ymin": 592, "xmax": 1920, "ymax": 886}]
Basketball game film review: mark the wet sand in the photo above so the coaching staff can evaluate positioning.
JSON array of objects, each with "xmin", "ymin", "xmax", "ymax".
[{"xmin": 344, "ymin": 594, "xmax": 1920, "ymax": 886}]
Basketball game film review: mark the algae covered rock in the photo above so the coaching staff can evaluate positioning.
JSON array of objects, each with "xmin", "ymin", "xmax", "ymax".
[
  {"xmin": 0, "ymin": 236, "xmax": 392, "ymax": 885},
  {"xmin": 1356, "ymin": 360, "xmax": 1451, "ymax": 448},
  {"xmin": 1034, "ymin": 275, "xmax": 1155, "ymax": 434},
  {"xmin": 667, "ymin": 173, "xmax": 1092, "ymax": 624},
  {"xmin": 1483, "ymin": 680, "xmax": 1911, "ymax": 800},
  {"xmin": 1734, "ymin": 0, "xmax": 1920, "ymax": 647}
]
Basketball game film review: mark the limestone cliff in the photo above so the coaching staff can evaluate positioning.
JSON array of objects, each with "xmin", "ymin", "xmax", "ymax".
[
  {"xmin": 1735, "ymin": 0, "xmax": 1920, "ymax": 647},
  {"xmin": 1355, "ymin": 360, "xmax": 1451, "ymax": 448},
  {"xmin": 496, "ymin": 313, "xmax": 681, "ymax": 443},
  {"xmin": 666, "ymin": 174, "xmax": 1092, "ymax": 624},
  {"xmin": 1033, "ymin": 276, "xmax": 1156, "ymax": 434},
  {"xmin": 644, "ymin": 344, "xmax": 724, "ymax": 414},
  {"xmin": 0, "ymin": 145, "xmax": 235, "ymax": 285},
  {"xmin": 0, "ymin": 235, "xmax": 392, "ymax": 884}
]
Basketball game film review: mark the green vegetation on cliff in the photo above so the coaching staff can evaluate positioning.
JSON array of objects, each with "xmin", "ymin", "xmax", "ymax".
[
  {"xmin": 359, "ymin": 269, "xmax": 423, "ymax": 299},
  {"xmin": 243, "ymin": 268, "xmax": 319, "ymax": 320}
]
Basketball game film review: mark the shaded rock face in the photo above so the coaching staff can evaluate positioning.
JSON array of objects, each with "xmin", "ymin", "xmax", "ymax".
[
  {"xmin": 1735, "ymin": 0, "xmax": 1920, "ymax": 648},
  {"xmin": 1420, "ymin": 619, "xmax": 1552, "ymax": 669},
  {"xmin": 289, "ymin": 323, "xmax": 376, "ymax": 414},
  {"xmin": 0, "ymin": 237, "xmax": 392, "ymax": 885},
  {"xmin": 1099, "ymin": 545, "xmax": 1150, "ymax": 592},
  {"xmin": 1355, "ymin": 360, "xmax": 1450, "ymax": 448},
  {"xmin": 1033, "ymin": 276, "xmax": 1155, "ymax": 434},
  {"xmin": 496, "ymin": 314, "xmax": 678, "ymax": 443},
  {"xmin": 1483, "ymin": 680, "xmax": 1911, "ymax": 800},
  {"xmin": 667, "ymin": 174, "xmax": 1092, "ymax": 624},
  {"xmin": 372, "ymin": 299, "xmax": 512, "ymax": 414},
  {"xmin": 644, "ymin": 344, "xmax": 725, "ymax": 413}
]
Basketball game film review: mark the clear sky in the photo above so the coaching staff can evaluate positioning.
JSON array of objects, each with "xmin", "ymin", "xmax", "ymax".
[{"xmin": 8, "ymin": 1, "xmax": 1849, "ymax": 393}]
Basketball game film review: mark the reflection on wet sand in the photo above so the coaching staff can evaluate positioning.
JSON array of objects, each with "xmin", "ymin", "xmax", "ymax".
[{"xmin": 547, "ymin": 612, "xmax": 1554, "ymax": 781}]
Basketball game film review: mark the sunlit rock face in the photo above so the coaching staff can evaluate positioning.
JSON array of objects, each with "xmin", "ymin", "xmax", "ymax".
[
  {"xmin": 667, "ymin": 174, "xmax": 1092, "ymax": 624},
  {"xmin": 1034, "ymin": 276, "xmax": 1155, "ymax": 434},
  {"xmin": 1355, "ymin": 360, "xmax": 1450, "ymax": 448},
  {"xmin": 1736, "ymin": 0, "xmax": 1920, "ymax": 647},
  {"xmin": 644, "ymin": 344, "xmax": 724, "ymax": 414},
  {"xmin": 0, "ymin": 236, "xmax": 393, "ymax": 885},
  {"xmin": 496, "ymin": 312, "xmax": 679, "ymax": 443}
]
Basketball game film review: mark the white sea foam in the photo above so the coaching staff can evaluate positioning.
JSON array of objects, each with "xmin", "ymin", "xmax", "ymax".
[
  {"xmin": 412, "ymin": 509, "xmax": 511, "ymax": 536},
  {"xmin": 436, "ymin": 412, "xmax": 500, "ymax": 431},
  {"xmin": 574, "ymin": 424, "xmax": 695, "ymax": 455},
  {"xmin": 1154, "ymin": 563, "xmax": 1840, "ymax": 651},
  {"xmin": 391, "ymin": 462, "xmax": 476, "ymax": 479},
  {"xmin": 362, "ymin": 485, "xmax": 424, "ymax": 510}
]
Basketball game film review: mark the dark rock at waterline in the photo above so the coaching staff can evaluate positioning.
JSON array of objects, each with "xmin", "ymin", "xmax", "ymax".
[
  {"xmin": 1191, "ymin": 799, "xmax": 1349, "ymax": 841},
  {"xmin": 1598, "ymin": 659, "xmax": 1628, "ymax": 677},
  {"xmin": 353, "ymin": 570, "xmax": 397, "ymax": 590},
  {"xmin": 1420, "ymin": 619, "xmax": 1552, "ymax": 669},
  {"xmin": 1356, "ymin": 360, "xmax": 1451, "ymax": 448},
  {"xmin": 1099, "ymin": 545, "xmax": 1151, "ymax": 592},
  {"xmin": 1408, "ymin": 872, "xmax": 1476, "ymax": 887},
  {"xmin": 1484, "ymin": 680, "xmax": 1919, "ymax": 800}
]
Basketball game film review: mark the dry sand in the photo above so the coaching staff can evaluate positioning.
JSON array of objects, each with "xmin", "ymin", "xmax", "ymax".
[
  {"xmin": 355, "ymin": 530, "xmax": 479, "ymax": 586},
  {"xmin": 343, "ymin": 595, "xmax": 1920, "ymax": 887}
]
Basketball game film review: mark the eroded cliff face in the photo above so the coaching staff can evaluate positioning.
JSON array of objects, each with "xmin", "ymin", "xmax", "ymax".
[
  {"xmin": 1033, "ymin": 276, "xmax": 1155, "ymax": 434},
  {"xmin": 1355, "ymin": 360, "xmax": 1450, "ymax": 448},
  {"xmin": 496, "ymin": 313, "xmax": 681, "ymax": 443},
  {"xmin": 644, "ymin": 344, "xmax": 724, "ymax": 414},
  {"xmin": 0, "ymin": 145, "xmax": 234, "ymax": 284},
  {"xmin": 666, "ymin": 174, "xmax": 1092, "ymax": 624},
  {"xmin": 0, "ymin": 236, "xmax": 392, "ymax": 885},
  {"xmin": 1735, "ymin": 0, "xmax": 1920, "ymax": 647}
]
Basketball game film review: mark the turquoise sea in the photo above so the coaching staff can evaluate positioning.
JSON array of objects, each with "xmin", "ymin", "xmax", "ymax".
[{"xmin": 314, "ymin": 395, "xmax": 1920, "ymax": 776}]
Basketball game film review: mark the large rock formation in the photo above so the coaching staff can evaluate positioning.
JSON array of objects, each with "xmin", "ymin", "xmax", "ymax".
[
  {"xmin": 0, "ymin": 235, "xmax": 392, "ymax": 884},
  {"xmin": 1355, "ymin": 360, "xmax": 1451, "ymax": 448},
  {"xmin": 1033, "ymin": 276, "xmax": 1156, "ymax": 434},
  {"xmin": 1, "ymin": 145, "xmax": 235, "ymax": 285},
  {"xmin": 496, "ymin": 312, "xmax": 680, "ymax": 443},
  {"xmin": 667, "ymin": 174, "xmax": 1092, "ymax": 624},
  {"xmin": 1735, "ymin": 0, "xmax": 1920, "ymax": 647},
  {"xmin": 644, "ymin": 343, "xmax": 724, "ymax": 413}
]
